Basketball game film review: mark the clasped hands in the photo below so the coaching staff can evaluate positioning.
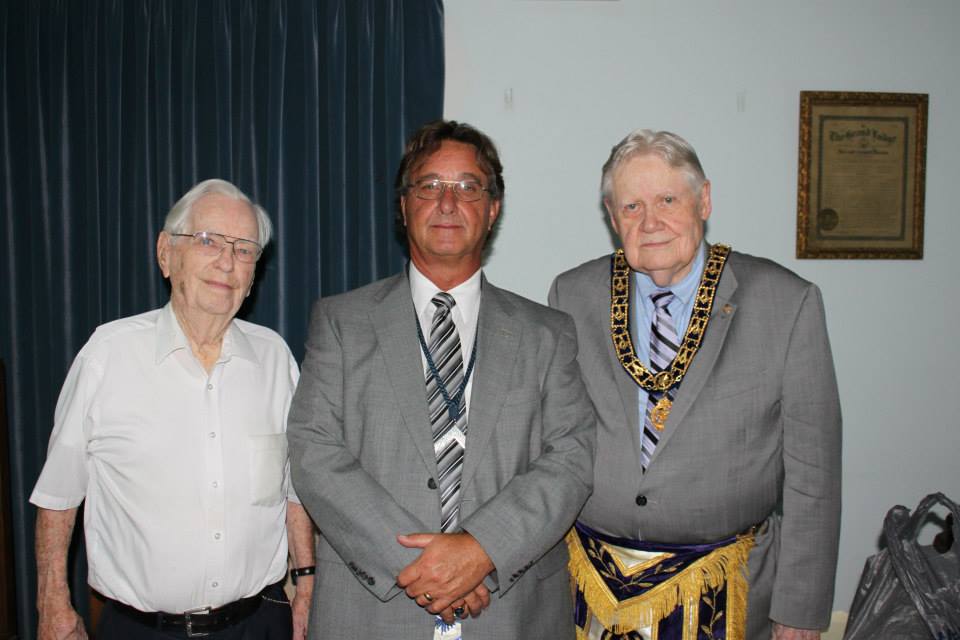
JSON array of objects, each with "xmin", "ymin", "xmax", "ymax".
[{"xmin": 396, "ymin": 532, "xmax": 495, "ymax": 624}]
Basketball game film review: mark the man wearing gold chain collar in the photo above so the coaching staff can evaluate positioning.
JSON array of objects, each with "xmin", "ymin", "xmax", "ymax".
[{"xmin": 549, "ymin": 130, "xmax": 841, "ymax": 640}]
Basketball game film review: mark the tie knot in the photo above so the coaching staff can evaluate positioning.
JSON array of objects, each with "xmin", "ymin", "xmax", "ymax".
[
  {"xmin": 432, "ymin": 292, "xmax": 456, "ymax": 311},
  {"xmin": 651, "ymin": 290, "xmax": 674, "ymax": 310}
]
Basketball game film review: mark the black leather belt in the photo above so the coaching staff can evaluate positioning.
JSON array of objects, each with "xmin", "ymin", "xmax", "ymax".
[{"xmin": 107, "ymin": 580, "xmax": 283, "ymax": 637}]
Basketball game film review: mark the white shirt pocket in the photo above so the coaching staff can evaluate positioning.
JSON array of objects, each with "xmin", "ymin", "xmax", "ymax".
[{"xmin": 248, "ymin": 433, "xmax": 287, "ymax": 506}]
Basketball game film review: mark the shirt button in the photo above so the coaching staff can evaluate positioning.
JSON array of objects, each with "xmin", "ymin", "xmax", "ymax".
[
  {"xmin": 635, "ymin": 495, "xmax": 648, "ymax": 506},
  {"xmin": 212, "ymin": 481, "xmax": 219, "ymax": 488},
  {"xmin": 211, "ymin": 581, "xmax": 219, "ymax": 588},
  {"xmin": 207, "ymin": 383, "xmax": 214, "ymax": 390},
  {"xmin": 214, "ymin": 532, "xmax": 222, "ymax": 540},
  {"xmin": 209, "ymin": 432, "xmax": 217, "ymax": 439}
]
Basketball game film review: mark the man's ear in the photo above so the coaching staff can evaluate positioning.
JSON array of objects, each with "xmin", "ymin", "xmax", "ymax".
[
  {"xmin": 487, "ymin": 199, "xmax": 501, "ymax": 231},
  {"xmin": 400, "ymin": 196, "xmax": 408, "ymax": 227},
  {"xmin": 157, "ymin": 232, "xmax": 172, "ymax": 278},
  {"xmin": 698, "ymin": 181, "xmax": 712, "ymax": 222},
  {"xmin": 604, "ymin": 198, "xmax": 620, "ymax": 234}
]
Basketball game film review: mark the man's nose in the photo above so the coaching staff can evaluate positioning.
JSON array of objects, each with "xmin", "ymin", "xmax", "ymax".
[
  {"xmin": 640, "ymin": 208, "xmax": 662, "ymax": 232},
  {"xmin": 214, "ymin": 244, "xmax": 237, "ymax": 270},
  {"xmin": 438, "ymin": 184, "xmax": 458, "ymax": 213}
]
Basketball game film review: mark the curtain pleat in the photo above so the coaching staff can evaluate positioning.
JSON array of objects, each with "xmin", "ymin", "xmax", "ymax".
[{"xmin": 0, "ymin": 1, "xmax": 444, "ymax": 637}]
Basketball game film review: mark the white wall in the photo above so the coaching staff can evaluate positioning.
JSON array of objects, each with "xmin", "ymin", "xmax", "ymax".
[{"xmin": 444, "ymin": 0, "xmax": 960, "ymax": 614}]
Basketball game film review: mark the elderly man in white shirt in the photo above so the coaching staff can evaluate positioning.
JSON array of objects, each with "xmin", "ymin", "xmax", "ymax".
[{"xmin": 30, "ymin": 179, "xmax": 315, "ymax": 640}]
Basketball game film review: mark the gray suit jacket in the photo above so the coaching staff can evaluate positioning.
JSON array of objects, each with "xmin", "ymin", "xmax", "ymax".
[
  {"xmin": 288, "ymin": 269, "xmax": 596, "ymax": 639},
  {"xmin": 549, "ymin": 250, "xmax": 841, "ymax": 637}
]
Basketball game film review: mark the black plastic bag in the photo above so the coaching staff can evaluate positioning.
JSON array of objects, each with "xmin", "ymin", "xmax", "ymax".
[{"xmin": 844, "ymin": 492, "xmax": 960, "ymax": 640}]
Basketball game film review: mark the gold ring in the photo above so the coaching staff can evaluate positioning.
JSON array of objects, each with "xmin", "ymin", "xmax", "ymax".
[{"xmin": 423, "ymin": 592, "xmax": 433, "ymax": 603}]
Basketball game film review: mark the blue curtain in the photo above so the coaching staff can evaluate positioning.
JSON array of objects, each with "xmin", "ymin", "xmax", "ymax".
[{"xmin": 0, "ymin": 1, "xmax": 444, "ymax": 637}]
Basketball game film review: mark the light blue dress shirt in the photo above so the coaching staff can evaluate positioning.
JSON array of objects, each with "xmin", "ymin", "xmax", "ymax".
[{"xmin": 630, "ymin": 243, "xmax": 707, "ymax": 428}]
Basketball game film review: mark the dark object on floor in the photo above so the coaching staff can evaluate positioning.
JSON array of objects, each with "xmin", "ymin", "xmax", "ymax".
[
  {"xmin": 934, "ymin": 513, "xmax": 955, "ymax": 554},
  {"xmin": 844, "ymin": 492, "xmax": 960, "ymax": 640}
]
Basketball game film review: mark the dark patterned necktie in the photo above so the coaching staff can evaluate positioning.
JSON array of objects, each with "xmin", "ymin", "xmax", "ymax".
[
  {"xmin": 641, "ymin": 291, "xmax": 678, "ymax": 470},
  {"xmin": 426, "ymin": 293, "xmax": 466, "ymax": 532}
]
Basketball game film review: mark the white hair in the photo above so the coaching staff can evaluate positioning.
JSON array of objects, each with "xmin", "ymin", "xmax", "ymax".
[
  {"xmin": 163, "ymin": 179, "xmax": 273, "ymax": 246},
  {"xmin": 600, "ymin": 129, "xmax": 707, "ymax": 202}
]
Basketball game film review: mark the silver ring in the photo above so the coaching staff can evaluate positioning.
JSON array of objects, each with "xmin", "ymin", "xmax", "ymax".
[
  {"xmin": 423, "ymin": 592, "xmax": 434, "ymax": 603},
  {"xmin": 453, "ymin": 606, "xmax": 465, "ymax": 618}
]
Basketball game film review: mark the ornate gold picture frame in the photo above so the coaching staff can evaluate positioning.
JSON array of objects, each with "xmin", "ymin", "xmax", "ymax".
[{"xmin": 796, "ymin": 91, "xmax": 928, "ymax": 259}]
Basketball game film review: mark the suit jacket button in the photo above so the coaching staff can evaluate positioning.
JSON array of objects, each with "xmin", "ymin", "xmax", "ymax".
[
  {"xmin": 367, "ymin": 577, "xmax": 375, "ymax": 586},
  {"xmin": 635, "ymin": 495, "xmax": 647, "ymax": 506},
  {"xmin": 427, "ymin": 477, "xmax": 437, "ymax": 490}
]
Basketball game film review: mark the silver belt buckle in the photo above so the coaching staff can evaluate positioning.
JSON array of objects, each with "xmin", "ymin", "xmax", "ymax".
[{"xmin": 182, "ymin": 605, "xmax": 212, "ymax": 638}]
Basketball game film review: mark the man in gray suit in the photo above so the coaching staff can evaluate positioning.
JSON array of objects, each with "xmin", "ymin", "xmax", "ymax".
[
  {"xmin": 288, "ymin": 120, "xmax": 595, "ymax": 639},
  {"xmin": 549, "ymin": 130, "xmax": 841, "ymax": 640}
]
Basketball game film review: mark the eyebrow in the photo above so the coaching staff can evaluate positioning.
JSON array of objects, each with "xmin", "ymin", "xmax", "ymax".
[
  {"xmin": 192, "ymin": 230, "xmax": 261, "ymax": 245},
  {"xmin": 415, "ymin": 172, "xmax": 484, "ymax": 182}
]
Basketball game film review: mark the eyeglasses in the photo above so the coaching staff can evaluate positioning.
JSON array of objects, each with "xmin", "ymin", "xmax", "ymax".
[
  {"xmin": 408, "ymin": 178, "xmax": 491, "ymax": 202},
  {"xmin": 171, "ymin": 231, "xmax": 263, "ymax": 263}
]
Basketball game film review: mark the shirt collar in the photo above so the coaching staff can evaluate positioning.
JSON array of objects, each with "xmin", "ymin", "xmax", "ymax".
[
  {"xmin": 155, "ymin": 302, "xmax": 259, "ymax": 365},
  {"xmin": 408, "ymin": 261, "xmax": 482, "ymax": 322},
  {"xmin": 634, "ymin": 242, "xmax": 707, "ymax": 304}
]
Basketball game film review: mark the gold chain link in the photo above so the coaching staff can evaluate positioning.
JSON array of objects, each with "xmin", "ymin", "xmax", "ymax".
[{"xmin": 610, "ymin": 244, "xmax": 731, "ymax": 392}]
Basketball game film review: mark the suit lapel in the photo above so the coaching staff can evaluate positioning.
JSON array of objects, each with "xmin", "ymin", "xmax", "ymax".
[
  {"xmin": 370, "ymin": 272, "xmax": 437, "ymax": 474},
  {"xmin": 645, "ymin": 256, "xmax": 739, "ymax": 470},
  {"xmin": 602, "ymin": 265, "xmax": 645, "ymax": 464},
  {"xmin": 460, "ymin": 280, "xmax": 521, "ymax": 489}
]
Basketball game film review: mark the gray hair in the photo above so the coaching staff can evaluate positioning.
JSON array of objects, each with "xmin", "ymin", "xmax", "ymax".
[
  {"xmin": 600, "ymin": 129, "xmax": 707, "ymax": 202},
  {"xmin": 163, "ymin": 179, "xmax": 273, "ymax": 247}
]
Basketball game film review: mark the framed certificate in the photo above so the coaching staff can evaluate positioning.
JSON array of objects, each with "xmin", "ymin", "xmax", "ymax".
[{"xmin": 796, "ymin": 91, "xmax": 928, "ymax": 259}]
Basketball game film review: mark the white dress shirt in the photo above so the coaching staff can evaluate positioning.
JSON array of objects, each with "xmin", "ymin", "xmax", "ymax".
[
  {"xmin": 30, "ymin": 303, "xmax": 299, "ymax": 613},
  {"xmin": 409, "ymin": 263, "xmax": 482, "ymax": 421},
  {"xmin": 409, "ymin": 264, "xmax": 483, "ymax": 640}
]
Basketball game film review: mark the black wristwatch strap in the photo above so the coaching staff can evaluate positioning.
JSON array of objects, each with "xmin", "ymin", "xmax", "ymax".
[{"xmin": 290, "ymin": 566, "xmax": 316, "ymax": 584}]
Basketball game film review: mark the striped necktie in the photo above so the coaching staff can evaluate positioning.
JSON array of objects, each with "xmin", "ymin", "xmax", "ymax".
[
  {"xmin": 426, "ymin": 292, "xmax": 466, "ymax": 533},
  {"xmin": 641, "ymin": 290, "xmax": 678, "ymax": 470}
]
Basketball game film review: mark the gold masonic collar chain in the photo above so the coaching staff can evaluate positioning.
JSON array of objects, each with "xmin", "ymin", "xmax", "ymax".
[{"xmin": 610, "ymin": 244, "xmax": 731, "ymax": 430}]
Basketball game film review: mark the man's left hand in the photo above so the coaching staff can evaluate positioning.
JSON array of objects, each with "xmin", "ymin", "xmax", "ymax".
[
  {"xmin": 395, "ymin": 532, "xmax": 495, "ymax": 614},
  {"xmin": 772, "ymin": 623, "xmax": 820, "ymax": 640},
  {"xmin": 291, "ymin": 580, "xmax": 313, "ymax": 640},
  {"xmin": 434, "ymin": 583, "xmax": 491, "ymax": 625}
]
